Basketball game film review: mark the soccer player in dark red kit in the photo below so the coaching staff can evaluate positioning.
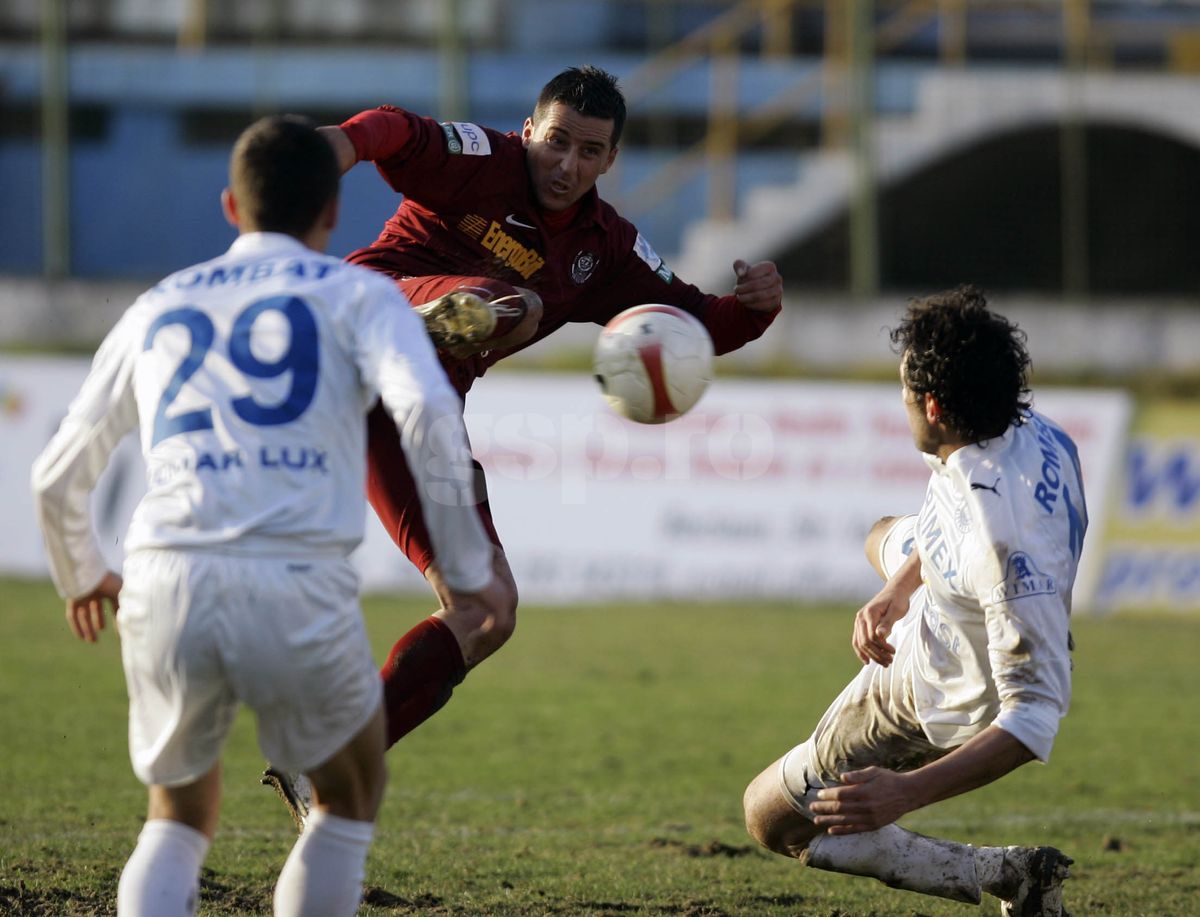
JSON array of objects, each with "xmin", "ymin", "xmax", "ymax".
[{"xmin": 263, "ymin": 66, "xmax": 784, "ymax": 826}]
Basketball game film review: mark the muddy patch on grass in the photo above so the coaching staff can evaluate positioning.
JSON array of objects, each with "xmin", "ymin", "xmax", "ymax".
[
  {"xmin": 647, "ymin": 837, "xmax": 756, "ymax": 858},
  {"xmin": 0, "ymin": 875, "xmax": 439, "ymax": 916},
  {"xmin": 197, "ymin": 871, "xmax": 274, "ymax": 913},
  {"xmin": 0, "ymin": 882, "xmax": 112, "ymax": 916},
  {"xmin": 361, "ymin": 887, "xmax": 446, "ymax": 911}
]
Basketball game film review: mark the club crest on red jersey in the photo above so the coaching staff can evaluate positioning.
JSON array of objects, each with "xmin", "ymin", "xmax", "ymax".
[{"xmin": 571, "ymin": 250, "xmax": 598, "ymax": 284}]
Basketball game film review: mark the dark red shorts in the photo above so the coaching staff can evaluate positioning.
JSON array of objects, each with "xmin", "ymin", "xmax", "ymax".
[{"xmin": 365, "ymin": 274, "xmax": 514, "ymax": 575}]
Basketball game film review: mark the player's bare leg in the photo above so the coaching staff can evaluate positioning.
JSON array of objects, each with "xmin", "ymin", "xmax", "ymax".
[
  {"xmin": 117, "ymin": 764, "xmax": 220, "ymax": 916},
  {"xmin": 378, "ymin": 548, "xmax": 518, "ymax": 747},
  {"xmin": 426, "ymin": 548, "xmax": 518, "ymax": 666},
  {"xmin": 304, "ymin": 702, "xmax": 388, "ymax": 822},
  {"xmin": 273, "ymin": 705, "xmax": 387, "ymax": 917},
  {"xmin": 743, "ymin": 755, "xmax": 822, "ymax": 858},
  {"xmin": 744, "ymin": 750, "xmax": 1072, "ymax": 914},
  {"xmin": 263, "ymin": 693, "xmax": 388, "ymax": 835}
]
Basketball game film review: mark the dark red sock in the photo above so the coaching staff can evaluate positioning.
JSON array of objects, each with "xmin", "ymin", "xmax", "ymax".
[{"xmin": 379, "ymin": 616, "xmax": 467, "ymax": 749}]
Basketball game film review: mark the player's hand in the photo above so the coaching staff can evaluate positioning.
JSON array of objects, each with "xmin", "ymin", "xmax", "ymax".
[
  {"xmin": 851, "ymin": 585, "xmax": 911, "ymax": 667},
  {"xmin": 317, "ymin": 126, "xmax": 358, "ymax": 174},
  {"xmin": 66, "ymin": 571, "xmax": 123, "ymax": 643},
  {"xmin": 732, "ymin": 260, "xmax": 782, "ymax": 312},
  {"xmin": 810, "ymin": 766, "xmax": 918, "ymax": 835}
]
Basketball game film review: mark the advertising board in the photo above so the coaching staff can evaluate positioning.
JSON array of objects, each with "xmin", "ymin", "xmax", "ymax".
[{"xmin": 1, "ymin": 357, "xmax": 1130, "ymax": 610}]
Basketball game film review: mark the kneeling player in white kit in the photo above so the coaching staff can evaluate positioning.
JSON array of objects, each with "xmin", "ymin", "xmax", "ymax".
[
  {"xmin": 31, "ymin": 115, "xmax": 507, "ymax": 917},
  {"xmin": 743, "ymin": 287, "xmax": 1085, "ymax": 917}
]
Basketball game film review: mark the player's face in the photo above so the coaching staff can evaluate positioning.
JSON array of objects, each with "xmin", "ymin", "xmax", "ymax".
[
  {"xmin": 900, "ymin": 354, "xmax": 939, "ymax": 455},
  {"xmin": 522, "ymin": 102, "xmax": 618, "ymax": 212}
]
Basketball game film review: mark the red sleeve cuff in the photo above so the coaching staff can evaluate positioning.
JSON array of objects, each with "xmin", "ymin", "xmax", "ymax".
[
  {"xmin": 703, "ymin": 296, "xmax": 781, "ymax": 355},
  {"xmin": 339, "ymin": 106, "xmax": 415, "ymax": 164}
]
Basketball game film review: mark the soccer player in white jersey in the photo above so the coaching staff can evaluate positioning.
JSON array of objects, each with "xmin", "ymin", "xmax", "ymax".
[
  {"xmin": 742, "ymin": 286, "xmax": 1085, "ymax": 917},
  {"xmin": 30, "ymin": 115, "xmax": 507, "ymax": 917}
]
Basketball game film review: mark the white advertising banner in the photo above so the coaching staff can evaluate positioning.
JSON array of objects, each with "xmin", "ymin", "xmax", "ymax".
[{"xmin": 1, "ymin": 356, "xmax": 1130, "ymax": 610}]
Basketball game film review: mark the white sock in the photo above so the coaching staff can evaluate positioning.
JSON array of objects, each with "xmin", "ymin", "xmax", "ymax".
[
  {"xmin": 974, "ymin": 844, "xmax": 1018, "ymax": 898},
  {"xmin": 273, "ymin": 808, "xmax": 375, "ymax": 917},
  {"xmin": 117, "ymin": 818, "xmax": 210, "ymax": 917},
  {"xmin": 805, "ymin": 824, "xmax": 982, "ymax": 904}
]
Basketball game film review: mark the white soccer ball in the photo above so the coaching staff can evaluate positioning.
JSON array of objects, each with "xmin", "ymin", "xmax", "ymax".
[{"xmin": 593, "ymin": 304, "xmax": 714, "ymax": 424}]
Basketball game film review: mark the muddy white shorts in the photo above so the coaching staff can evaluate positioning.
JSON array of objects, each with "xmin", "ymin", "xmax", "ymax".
[
  {"xmin": 118, "ymin": 548, "xmax": 382, "ymax": 787},
  {"xmin": 780, "ymin": 514, "xmax": 945, "ymax": 814}
]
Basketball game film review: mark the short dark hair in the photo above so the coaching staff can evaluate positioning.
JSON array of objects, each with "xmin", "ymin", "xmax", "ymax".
[
  {"xmin": 533, "ymin": 65, "xmax": 627, "ymax": 147},
  {"xmin": 229, "ymin": 115, "xmax": 339, "ymax": 237},
  {"xmin": 890, "ymin": 285, "xmax": 1031, "ymax": 442}
]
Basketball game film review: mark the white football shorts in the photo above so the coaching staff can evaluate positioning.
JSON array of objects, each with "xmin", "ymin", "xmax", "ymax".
[
  {"xmin": 118, "ymin": 548, "xmax": 382, "ymax": 787},
  {"xmin": 779, "ymin": 514, "xmax": 943, "ymax": 815}
]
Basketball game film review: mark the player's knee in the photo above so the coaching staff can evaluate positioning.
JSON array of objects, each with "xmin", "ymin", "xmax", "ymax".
[
  {"xmin": 487, "ymin": 575, "xmax": 519, "ymax": 647},
  {"xmin": 491, "ymin": 608, "xmax": 517, "ymax": 650},
  {"xmin": 742, "ymin": 766, "xmax": 819, "ymax": 859},
  {"xmin": 743, "ymin": 787, "xmax": 794, "ymax": 856},
  {"xmin": 742, "ymin": 783, "xmax": 771, "ymax": 847},
  {"xmin": 492, "ymin": 552, "xmax": 519, "ymax": 631},
  {"xmin": 742, "ymin": 772, "xmax": 780, "ymax": 849},
  {"xmin": 865, "ymin": 515, "xmax": 900, "ymax": 574},
  {"xmin": 865, "ymin": 515, "xmax": 899, "ymax": 559}
]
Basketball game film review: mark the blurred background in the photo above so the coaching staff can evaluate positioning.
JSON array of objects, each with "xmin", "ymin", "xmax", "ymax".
[{"xmin": 1, "ymin": 1, "xmax": 1198, "ymax": 613}]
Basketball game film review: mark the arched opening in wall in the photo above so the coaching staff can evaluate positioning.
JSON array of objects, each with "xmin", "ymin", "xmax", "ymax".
[{"xmin": 778, "ymin": 124, "xmax": 1200, "ymax": 295}]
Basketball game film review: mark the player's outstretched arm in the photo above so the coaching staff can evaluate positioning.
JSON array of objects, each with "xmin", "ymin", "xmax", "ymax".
[
  {"xmin": 66, "ymin": 571, "xmax": 123, "ymax": 643},
  {"xmin": 852, "ymin": 549, "xmax": 923, "ymax": 667},
  {"xmin": 809, "ymin": 725, "xmax": 1035, "ymax": 835},
  {"xmin": 732, "ymin": 259, "xmax": 783, "ymax": 313}
]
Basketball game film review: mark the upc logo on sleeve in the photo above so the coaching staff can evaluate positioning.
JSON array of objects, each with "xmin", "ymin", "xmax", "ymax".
[
  {"xmin": 633, "ymin": 232, "xmax": 673, "ymax": 283},
  {"xmin": 441, "ymin": 121, "xmax": 491, "ymax": 156}
]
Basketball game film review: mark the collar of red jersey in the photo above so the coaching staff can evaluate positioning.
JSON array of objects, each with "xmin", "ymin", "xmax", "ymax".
[{"xmin": 530, "ymin": 185, "xmax": 604, "ymax": 231}]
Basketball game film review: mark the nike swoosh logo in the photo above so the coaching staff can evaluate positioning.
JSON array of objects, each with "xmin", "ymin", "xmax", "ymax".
[{"xmin": 505, "ymin": 214, "xmax": 537, "ymax": 230}]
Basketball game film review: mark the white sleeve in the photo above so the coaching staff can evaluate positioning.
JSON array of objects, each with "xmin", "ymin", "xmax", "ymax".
[
  {"xmin": 983, "ymin": 587, "xmax": 1072, "ymax": 763},
  {"xmin": 31, "ymin": 311, "xmax": 141, "ymax": 599},
  {"xmin": 349, "ymin": 277, "xmax": 493, "ymax": 593}
]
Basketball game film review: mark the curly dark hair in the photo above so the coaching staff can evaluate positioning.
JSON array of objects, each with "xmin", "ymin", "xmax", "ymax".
[
  {"xmin": 534, "ymin": 65, "xmax": 627, "ymax": 146},
  {"xmin": 889, "ymin": 285, "xmax": 1031, "ymax": 443}
]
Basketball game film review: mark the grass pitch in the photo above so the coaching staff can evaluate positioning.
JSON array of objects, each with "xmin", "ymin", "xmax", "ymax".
[{"xmin": 1, "ymin": 575, "xmax": 1197, "ymax": 915}]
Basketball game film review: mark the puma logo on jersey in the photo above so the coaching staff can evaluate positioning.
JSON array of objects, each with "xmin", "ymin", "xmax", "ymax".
[{"xmin": 971, "ymin": 478, "xmax": 1001, "ymax": 496}]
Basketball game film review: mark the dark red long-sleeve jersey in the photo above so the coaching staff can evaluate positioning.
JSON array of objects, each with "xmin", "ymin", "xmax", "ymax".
[{"xmin": 341, "ymin": 107, "xmax": 779, "ymax": 393}]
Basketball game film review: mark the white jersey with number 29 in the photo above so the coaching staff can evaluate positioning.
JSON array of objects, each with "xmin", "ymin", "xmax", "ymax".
[{"xmin": 33, "ymin": 232, "xmax": 492, "ymax": 599}]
